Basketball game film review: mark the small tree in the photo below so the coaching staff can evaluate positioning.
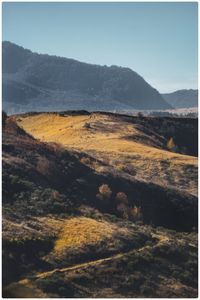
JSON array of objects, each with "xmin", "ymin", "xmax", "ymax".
[
  {"xmin": 97, "ymin": 184, "xmax": 112, "ymax": 200},
  {"xmin": 99, "ymin": 184, "xmax": 112, "ymax": 199},
  {"xmin": 167, "ymin": 137, "xmax": 177, "ymax": 151},
  {"xmin": 116, "ymin": 202, "xmax": 129, "ymax": 219},
  {"xmin": 130, "ymin": 206, "xmax": 142, "ymax": 220},
  {"xmin": 115, "ymin": 192, "xmax": 128, "ymax": 205},
  {"xmin": 115, "ymin": 192, "xmax": 129, "ymax": 219}
]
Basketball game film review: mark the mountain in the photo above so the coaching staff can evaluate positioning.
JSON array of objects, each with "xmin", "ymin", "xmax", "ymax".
[
  {"xmin": 162, "ymin": 89, "xmax": 198, "ymax": 109},
  {"xmin": 2, "ymin": 41, "xmax": 171, "ymax": 113}
]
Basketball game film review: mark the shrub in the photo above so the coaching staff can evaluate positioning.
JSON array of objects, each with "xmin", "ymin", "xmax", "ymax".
[
  {"xmin": 36, "ymin": 156, "xmax": 50, "ymax": 175},
  {"xmin": 115, "ymin": 192, "xmax": 129, "ymax": 219},
  {"xmin": 115, "ymin": 192, "xmax": 128, "ymax": 205},
  {"xmin": 130, "ymin": 206, "xmax": 142, "ymax": 220},
  {"xmin": 166, "ymin": 137, "xmax": 178, "ymax": 152},
  {"xmin": 97, "ymin": 184, "xmax": 112, "ymax": 200},
  {"xmin": 116, "ymin": 203, "xmax": 129, "ymax": 219}
]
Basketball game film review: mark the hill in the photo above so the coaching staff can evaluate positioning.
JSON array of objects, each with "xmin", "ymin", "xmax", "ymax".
[
  {"xmin": 2, "ymin": 113, "xmax": 198, "ymax": 297},
  {"xmin": 162, "ymin": 89, "xmax": 198, "ymax": 109},
  {"xmin": 17, "ymin": 111, "xmax": 198, "ymax": 196},
  {"xmin": 2, "ymin": 41, "xmax": 171, "ymax": 113}
]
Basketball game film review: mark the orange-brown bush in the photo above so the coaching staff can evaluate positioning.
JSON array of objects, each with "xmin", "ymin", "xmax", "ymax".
[
  {"xmin": 115, "ymin": 192, "xmax": 128, "ymax": 205},
  {"xmin": 98, "ymin": 184, "xmax": 112, "ymax": 199},
  {"xmin": 130, "ymin": 206, "xmax": 142, "ymax": 220},
  {"xmin": 167, "ymin": 137, "xmax": 175, "ymax": 150}
]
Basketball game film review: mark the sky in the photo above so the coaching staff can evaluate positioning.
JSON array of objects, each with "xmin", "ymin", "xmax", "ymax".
[{"xmin": 2, "ymin": 2, "xmax": 198, "ymax": 93}]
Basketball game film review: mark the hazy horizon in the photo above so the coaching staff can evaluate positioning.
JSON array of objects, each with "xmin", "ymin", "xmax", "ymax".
[{"xmin": 3, "ymin": 2, "xmax": 198, "ymax": 93}]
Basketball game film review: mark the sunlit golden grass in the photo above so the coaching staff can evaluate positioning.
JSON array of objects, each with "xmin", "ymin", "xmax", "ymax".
[
  {"xmin": 54, "ymin": 217, "xmax": 117, "ymax": 252},
  {"xmin": 40, "ymin": 216, "xmax": 129, "ymax": 264},
  {"xmin": 4, "ymin": 215, "xmax": 125, "ymax": 254},
  {"xmin": 17, "ymin": 113, "xmax": 198, "ymax": 195},
  {"xmin": 32, "ymin": 216, "xmax": 127, "ymax": 251},
  {"xmin": 17, "ymin": 113, "xmax": 196, "ymax": 163}
]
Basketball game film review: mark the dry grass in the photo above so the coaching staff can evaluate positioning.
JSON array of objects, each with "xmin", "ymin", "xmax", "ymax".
[
  {"xmin": 17, "ymin": 113, "xmax": 198, "ymax": 195},
  {"xmin": 38, "ymin": 216, "xmax": 130, "ymax": 265},
  {"xmin": 54, "ymin": 217, "xmax": 116, "ymax": 252},
  {"xmin": 17, "ymin": 113, "xmax": 196, "ymax": 163}
]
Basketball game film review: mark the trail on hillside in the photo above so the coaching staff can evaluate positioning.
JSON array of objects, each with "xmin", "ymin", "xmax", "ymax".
[{"xmin": 36, "ymin": 233, "xmax": 170, "ymax": 279}]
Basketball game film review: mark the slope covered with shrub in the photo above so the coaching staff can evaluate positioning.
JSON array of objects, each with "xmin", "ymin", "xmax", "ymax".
[{"xmin": 2, "ymin": 113, "xmax": 198, "ymax": 298}]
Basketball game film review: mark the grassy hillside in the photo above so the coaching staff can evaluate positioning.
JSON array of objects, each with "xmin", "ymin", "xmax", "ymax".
[
  {"xmin": 3, "ymin": 112, "xmax": 198, "ymax": 298},
  {"xmin": 17, "ymin": 112, "xmax": 197, "ymax": 196},
  {"xmin": 3, "ymin": 212, "xmax": 198, "ymax": 298}
]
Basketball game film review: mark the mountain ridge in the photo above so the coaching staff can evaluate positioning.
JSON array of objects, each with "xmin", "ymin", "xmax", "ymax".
[
  {"xmin": 162, "ymin": 89, "xmax": 198, "ymax": 109},
  {"xmin": 2, "ymin": 41, "xmax": 171, "ymax": 113}
]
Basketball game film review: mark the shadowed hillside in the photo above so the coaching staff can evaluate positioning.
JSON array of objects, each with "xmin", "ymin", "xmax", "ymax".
[{"xmin": 2, "ymin": 113, "xmax": 198, "ymax": 298}]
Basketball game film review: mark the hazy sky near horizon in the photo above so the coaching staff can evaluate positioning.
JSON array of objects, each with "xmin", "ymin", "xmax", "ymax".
[{"xmin": 3, "ymin": 2, "xmax": 198, "ymax": 93}]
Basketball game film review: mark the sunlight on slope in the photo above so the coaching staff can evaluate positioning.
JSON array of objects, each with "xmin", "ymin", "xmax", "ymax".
[
  {"xmin": 17, "ymin": 113, "xmax": 195, "ymax": 162},
  {"xmin": 42, "ymin": 216, "xmax": 130, "ymax": 265},
  {"xmin": 17, "ymin": 113, "xmax": 198, "ymax": 195},
  {"xmin": 54, "ymin": 217, "xmax": 116, "ymax": 251}
]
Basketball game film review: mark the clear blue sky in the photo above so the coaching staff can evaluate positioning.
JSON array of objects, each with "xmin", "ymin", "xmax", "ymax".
[{"xmin": 2, "ymin": 2, "xmax": 198, "ymax": 92}]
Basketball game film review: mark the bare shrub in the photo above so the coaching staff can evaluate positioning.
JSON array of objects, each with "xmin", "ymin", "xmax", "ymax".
[
  {"xmin": 130, "ymin": 206, "xmax": 142, "ymax": 220},
  {"xmin": 36, "ymin": 156, "xmax": 51, "ymax": 176},
  {"xmin": 115, "ymin": 192, "xmax": 129, "ymax": 219},
  {"xmin": 116, "ymin": 202, "xmax": 129, "ymax": 219},
  {"xmin": 99, "ymin": 184, "xmax": 112, "ymax": 198},
  {"xmin": 96, "ymin": 184, "xmax": 112, "ymax": 200},
  {"xmin": 115, "ymin": 192, "xmax": 128, "ymax": 205}
]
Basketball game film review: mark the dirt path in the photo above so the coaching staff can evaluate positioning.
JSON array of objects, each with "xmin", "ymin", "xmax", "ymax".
[
  {"xmin": 3, "ymin": 233, "xmax": 171, "ymax": 298},
  {"xmin": 36, "ymin": 233, "xmax": 169, "ymax": 279}
]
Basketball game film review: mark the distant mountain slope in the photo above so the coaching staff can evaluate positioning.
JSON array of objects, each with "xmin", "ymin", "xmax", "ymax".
[
  {"xmin": 162, "ymin": 89, "xmax": 198, "ymax": 109},
  {"xmin": 2, "ymin": 41, "xmax": 171, "ymax": 113}
]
